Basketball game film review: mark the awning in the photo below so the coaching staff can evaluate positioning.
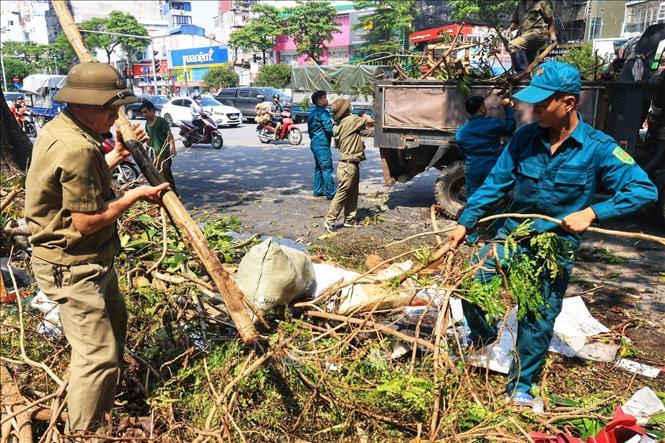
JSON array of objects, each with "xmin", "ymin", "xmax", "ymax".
[{"xmin": 409, "ymin": 26, "xmax": 454, "ymax": 43}]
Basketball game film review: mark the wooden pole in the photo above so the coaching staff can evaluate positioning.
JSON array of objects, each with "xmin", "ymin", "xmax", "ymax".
[{"xmin": 50, "ymin": 0, "xmax": 259, "ymax": 344}]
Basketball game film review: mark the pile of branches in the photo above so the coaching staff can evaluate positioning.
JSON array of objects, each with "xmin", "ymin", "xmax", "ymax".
[{"xmin": 3, "ymin": 192, "xmax": 664, "ymax": 442}]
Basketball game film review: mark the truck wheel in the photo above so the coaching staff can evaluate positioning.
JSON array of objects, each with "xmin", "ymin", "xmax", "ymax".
[{"xmin": 435, "ymin": 160, "xmax": 466, "ymax": 219}]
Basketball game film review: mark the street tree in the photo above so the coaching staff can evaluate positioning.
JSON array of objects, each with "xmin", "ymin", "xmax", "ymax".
[
  {"xmin": 229, "ymin": 4, "xmax": 283, "ymax": 64},
  {"xmin": 450, "ymin": 0, "xmax": 517, "ymax": 37},
  {"xmin": 353, "ymin": 0, "xmax": 417, "ymax": 55},
  {"xmin": 253, "ymin": 64, "xmax": 291, "ymax": 88},
  {"xmin": 203, "ymin": 64, "xmax": 240, "ymax": 92},
  {"xmin": 53, "ymin": 11, "xmax": 149, "ymax": 63},
  {"xmin": 1, "ymin": 41, "xmax": 69, "ymax": 87},
  {"xmin": 286, "ymin": 1, "xmax": 340, "ymax": 65}
]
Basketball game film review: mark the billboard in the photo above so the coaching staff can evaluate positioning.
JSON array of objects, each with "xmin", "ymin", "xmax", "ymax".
[{"xmin": 170, "ymin": 46, "xmax": 229, "ymax": 68}]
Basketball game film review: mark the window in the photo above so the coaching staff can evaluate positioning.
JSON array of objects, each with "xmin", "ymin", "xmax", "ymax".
[
  {"xmin": 174, "ymin": 15, "xmax": 192, "ymax": 25},
  {"xmin": 219, "ymin": 89, "xmax": 236, "ymax": 96},
  {"xmin": 237, "ymin": 89, "xmax": 251, "ymax": 98},
  {"xmin": 590, "ymin": 17, "xmax": 602, "ymax": 40},
  {"xmin": 180, "ymin": 99, "xmax": 192, "ymax": 107}
]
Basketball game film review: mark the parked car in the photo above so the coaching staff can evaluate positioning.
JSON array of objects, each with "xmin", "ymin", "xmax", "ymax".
[
  {"xmin": 124, "ymin": 94, "xmax": 169, "ymax": 120},
  {"xmin": 160, "ymin": 96, "xmax": 242, "ymax": 127},
  {"xmin": 215, "ymin": 87, "xmax": 291, "ymax": 121}
]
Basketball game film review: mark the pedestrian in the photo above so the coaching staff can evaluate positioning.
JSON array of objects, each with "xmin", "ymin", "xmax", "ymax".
[
  {"xmin": 142, "ymin": 99, "xmax": 178, "ymax": 194},
  {"xmin": 447, "ymin": 61, "xmax": 657, "ymax": 405},
  {"xmin": 456, "ymin": 95, "xmax": 516, "ymax": 200},
  {"xmin": 324, "ymin": 99, "xmax": 374, "ymax": 232},
  {"xmin": 307, "ymin": 90, "xmax": 335, "ymax": 199},
  {"xmin": 506, "ymin": 0, "xmax": 557, "ymax": 72},
  {"xmin": 25, "ymin": 61, "xmax": 170, "ymax": 436}
]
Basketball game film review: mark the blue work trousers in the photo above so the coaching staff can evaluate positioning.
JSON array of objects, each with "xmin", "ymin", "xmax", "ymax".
[
  {"xmin": 463, "ymin": 240, "xmax": 572, "ymax": 394},
  {"xmin": 311, "ymin": 144, "xmax": 336, "ymax": 198}
]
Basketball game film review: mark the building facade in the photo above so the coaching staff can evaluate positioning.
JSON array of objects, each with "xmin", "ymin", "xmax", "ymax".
[
  {"xmin": 1, "ymin": 0, "xmax": 53, "ymax": 45},
  {"xmin": 413, "ymin": 0, "xmax": 454, "ymax": 32},
  {"xmin": 623, "ymin": 0, "xmax": 665, "ymax": 34}
]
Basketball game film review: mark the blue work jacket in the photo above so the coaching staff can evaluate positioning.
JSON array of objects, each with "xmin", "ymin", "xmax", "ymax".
[
  {"xmin": 455, "ymin": 108, "xmax": 516, "ymax": 197},
  {"xmin": 308, "ymin": 106, "xmax": 333, "ymax": 147},
  {"xmin": 458, "ymin": 114, "xmax": 658, "ymax": 249}
]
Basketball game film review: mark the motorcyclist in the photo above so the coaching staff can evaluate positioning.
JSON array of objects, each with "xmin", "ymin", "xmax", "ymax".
[
  {"xmin": 190, "ymin": 95, "xmax": 204, "ymax": 134},
  {"xmin": 270, "ymin": 94, "xmax": 284, "ymax": 139}
]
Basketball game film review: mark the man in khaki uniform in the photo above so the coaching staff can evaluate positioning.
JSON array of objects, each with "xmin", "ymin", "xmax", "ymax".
[
  {"xmin": 323, "ymin": 99, "xmax": 373, "ymax": 232},
  {"xmin": 25, "ymin": 62, "xmax": 169, "ymax": 435},
  {"xmin": 507, "ymin": 0, "xmax": 557, "ymax": 72}
]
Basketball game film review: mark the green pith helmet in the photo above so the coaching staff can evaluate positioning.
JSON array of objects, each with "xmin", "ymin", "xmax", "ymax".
[
  {"xmin": 331, "ymin": 98, "xmax": 351, "ymax": 121},
  {"xmin": 54, "ymin": 61, "xmax": 136, "ymax": 107}
]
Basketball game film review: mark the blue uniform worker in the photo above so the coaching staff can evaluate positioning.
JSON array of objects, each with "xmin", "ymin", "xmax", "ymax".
[
  {"xmin": 308, "ymin": 90, "xmax": 336, "ymax": 199},
  {"xmin": 449, "ymin": 61, "xmax": 658, "ymax": 404},
  {"xmin": 455, "ymin": 95, "xmax": 516, "ymax": 199}
]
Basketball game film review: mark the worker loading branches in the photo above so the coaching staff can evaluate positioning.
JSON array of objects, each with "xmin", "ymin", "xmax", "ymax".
[{"xmin": 505, "ymin": 0, "xmax": 558, "ymax": 72}]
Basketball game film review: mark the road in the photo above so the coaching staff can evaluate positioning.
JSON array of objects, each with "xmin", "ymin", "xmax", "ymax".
[{"xmin": 161, "ymin": 120, "xmax": 441, "ymax": 240}]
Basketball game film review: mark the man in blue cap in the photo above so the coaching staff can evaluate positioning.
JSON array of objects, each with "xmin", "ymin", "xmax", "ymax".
[
  {"xmin": 447, "ymin": 61, "xmax": 658, "ymax": 405},
  {"xmin": 456, "ymin": 95, "xmax": 516, "ymax": 200},
  {"xmin": 307, "ymin": 90, "xmax": 336, "ymax": 199}
]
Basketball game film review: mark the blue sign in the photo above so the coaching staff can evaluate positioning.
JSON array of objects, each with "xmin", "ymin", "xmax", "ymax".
[{"xmin": 170, "ymin": 46, "xmax": 229, "ymax": 68}]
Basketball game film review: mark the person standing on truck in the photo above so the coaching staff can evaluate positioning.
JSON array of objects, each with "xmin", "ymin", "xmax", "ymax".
[
  {"xmin": 25, "ymin": 61, "xmax": 170, "ymax": 435},
  {"xmin": 142, "ymin": 99, "xmax": 177, "ymax": 195},
  {"xmin": 506, "ymin": 0, "xmax": 557, "ymax": 72},
  {"xmin": 307, "ymin": 90, "xmax": 336, "ymax": 199},
  {"xmin": 447, "ymin": 61, "xmax": 657, "ymax": 405},
  {"xmin": 455, "ymin": 95, "xmax": 516, "ymax": 199},
  {"xmin": 324, "ymin": 98, "xmax": 374, "ymax": 232}
]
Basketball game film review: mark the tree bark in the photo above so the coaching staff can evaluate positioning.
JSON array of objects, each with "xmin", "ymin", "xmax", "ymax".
[{"xmin": 0, "ymin": 90, "xmax": 33, "ymax": 172}]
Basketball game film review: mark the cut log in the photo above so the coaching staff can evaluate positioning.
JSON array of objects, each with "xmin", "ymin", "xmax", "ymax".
[{"xmin": 50, "ymin": 0, "xmax": 259, "ymax": 344}]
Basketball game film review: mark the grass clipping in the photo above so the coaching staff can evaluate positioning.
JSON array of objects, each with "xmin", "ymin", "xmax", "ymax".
[{"xmin": 2, "ymin": 205, "xmax": 665, "ymax": 442}]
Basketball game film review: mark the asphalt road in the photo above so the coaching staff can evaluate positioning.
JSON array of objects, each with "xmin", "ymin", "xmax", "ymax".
[{"xmin": 154, "ymin": 120, "xmax": 441, "ymax": 238}]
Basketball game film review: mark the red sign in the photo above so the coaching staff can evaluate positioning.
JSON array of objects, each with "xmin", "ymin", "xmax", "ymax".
[
  {"xmin": 409, "ymin": 24, "xmax": 474, "ymax": 43},
  {"xmin": 131, "ymin": 60, "xmax": 168, "ymax": 77}
]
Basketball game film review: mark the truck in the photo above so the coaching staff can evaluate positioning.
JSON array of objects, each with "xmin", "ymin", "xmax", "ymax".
[
  {"xmin": 374, "ymin": 24, "xmax": 665, "ymax": 224},
  {"xmin": 21, "ymin": 74, "xmax": 67, "ymax": 128}
]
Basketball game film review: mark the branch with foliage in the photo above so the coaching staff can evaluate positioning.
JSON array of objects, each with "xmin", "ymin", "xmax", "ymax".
[
  {"xmin": 229, "ymin": 4, "xmax": 283, "ymax": 64},
  {"xmin": 559, "ymin": 44, "xmax": 607, "ymax": 80},
  {"xmin": 286, "ymin": 1, "xmax": 340, "ymax": 65},
  {"xmin": 54, "ymin": 11, "xmax": 149, "ymax": 63},
  {"xmin": 0, "ymin": 41, "xmax": 70, "ymax": 87},
  {"xmin": 353, "ymin": 0, "xmax": 417, "ymax": 56},
  {"xmin": 253, "ymin": 64, "xmax": 292, "ymax": 88},
  {"xmin": 450, "ymin": 0, "xmax": 517, "ymax": 31},
  {"xmin": 203, "ymin": 64, "xmax": 239, "ymax": 92}
]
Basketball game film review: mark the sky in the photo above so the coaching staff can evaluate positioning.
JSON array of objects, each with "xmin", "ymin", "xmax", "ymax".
[{"xmin": 190, "ymin": 1, "xmax": 219, "ymax": 38}]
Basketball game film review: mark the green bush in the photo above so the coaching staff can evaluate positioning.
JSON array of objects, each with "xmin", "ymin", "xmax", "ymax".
[
  {"xmin": 203, "ymin": 63, "xmax": 239, "ymax": 91},
  {"xmin": 559, "ymin": 44, "xmax": 607, "ymax": 79},
  {"xmin": 253, "ymin": 63, "xmax": 292, "ymax": 88}
]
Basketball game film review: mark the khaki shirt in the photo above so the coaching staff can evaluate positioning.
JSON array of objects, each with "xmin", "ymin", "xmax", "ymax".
[
  {"xmin": 512, "ymin": 0, "xmax": 553, "ymax": 34},
  {"xmin": 333, "ymin": 115, "xmax": 368, "ymax": 162},
  {"xmin": 25, "ymin": 111, "xmax": 120, "ymax": 265}
]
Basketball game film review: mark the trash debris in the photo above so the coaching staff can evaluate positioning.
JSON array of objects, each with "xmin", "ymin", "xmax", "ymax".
[
  {"xmin": 235, "ymin": 238, "xmax": 316, "ymax": 319},
  {"xmin": 1, "ymin": 256, "xmax": 33, "ymax": 303},
  {"xmin": 466, "ymin": 296, "xmax": 613, "ymax": 374},
  {"xmin": 623, "ymin": 387, "xmax": 665, "ymax": 425},
  {"xmin": 30, "ymin": 290, "xmax": 61, "ymax": 338},
  {"xmin": 616, "ymin": 359, "xmax": 662, "ymax": 379},
  {"xmin": 312, "ymin": 262, "xmax": 359, "ymax": 297}
]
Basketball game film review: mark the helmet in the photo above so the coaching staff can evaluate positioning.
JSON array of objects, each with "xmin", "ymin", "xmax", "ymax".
[
  {"xmin": 54, "ymin": 62, "xmax": 136, "ymax": 107},
  {"xmin": 273, "ymin": 94, "xmax": 280, "ymax": 99},
  {"xmin": 193, "ymin": 94, "xmax": 201, "ymax": 100}
]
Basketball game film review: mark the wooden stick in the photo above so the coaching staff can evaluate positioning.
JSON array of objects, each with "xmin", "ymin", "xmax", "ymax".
[
  {"xmin": 0, "ymin": 366, "xmax": 33, "ymax": 441},
  {"xmin": 389, "ymin": 212, "xmax": 665, "ymax": 246},
  {"xmin": 0, "ymin": 186, "xmax": 20, "ymax": 212},
  {"xmin": 306, "ymin": 310, "xmax": 455, "ymax": 369},
  {"xmin": 50, "ymin": 0, "xmax": 259, "ymax": 344}
]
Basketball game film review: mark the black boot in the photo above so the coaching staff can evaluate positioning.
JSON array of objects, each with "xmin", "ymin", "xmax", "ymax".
[{"xmin": 510, "ymin": 50, "xmax": 529, "ymax": 73}]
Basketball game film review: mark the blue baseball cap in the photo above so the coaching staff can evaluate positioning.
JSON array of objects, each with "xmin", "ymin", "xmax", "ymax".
[{"xmin": 513, "ymin": 61, "xmax": 581, "ymax": 104}]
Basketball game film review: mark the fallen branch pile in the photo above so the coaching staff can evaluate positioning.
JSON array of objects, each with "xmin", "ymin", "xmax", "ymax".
[{"xmin": 2, "ymin": 195, "xmax": 664, "ymax": 441}]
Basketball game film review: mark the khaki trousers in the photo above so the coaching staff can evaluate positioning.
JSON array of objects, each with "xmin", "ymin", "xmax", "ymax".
[
  {"xmin": 32, "ymin": 256, "xmax": 127, "ymax": 435},
  {"xmin": 509, "ymin": 30, "xmax": 548, "ymax": 61},
  {"xmin": 325, "ymin": 161, "xmax": 359, "ymax": 225}
]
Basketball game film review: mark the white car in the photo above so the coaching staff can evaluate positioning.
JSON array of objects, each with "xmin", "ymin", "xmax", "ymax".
[{"xmin": 160, "ymin": 96, "xmax": 242, "ymax": 127}]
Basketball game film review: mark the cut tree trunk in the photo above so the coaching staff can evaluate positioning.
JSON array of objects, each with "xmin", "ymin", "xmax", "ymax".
[{"xmin": 0, "ymin": 90, "xmax": 32, "ymax": 172}]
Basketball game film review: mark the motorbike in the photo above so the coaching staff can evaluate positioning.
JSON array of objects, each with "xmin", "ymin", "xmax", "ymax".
[
  {"xmin": 256, "ymin": 110, "xmax": 302, "ymax": 145},
  {"xmin": 21, "ymin": 110, "xmax": 38, "ymax": 138},
  {"xmin": 101, "ymin": 135, "xmax": 141, "ymax": 188},
  {"xmin": 179, "ymin": 111, "xmax": 223, "ymax": 149}
]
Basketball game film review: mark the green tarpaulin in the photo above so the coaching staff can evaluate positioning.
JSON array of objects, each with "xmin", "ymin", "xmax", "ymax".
[{"xmin": 291, "ymin": 65, "xmax": 393, "ymax": 93}]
